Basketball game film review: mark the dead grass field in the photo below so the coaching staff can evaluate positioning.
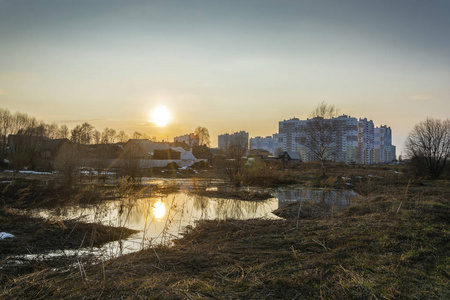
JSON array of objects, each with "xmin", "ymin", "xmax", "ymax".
[{"xmin": 1, "ymin": 165, "xmax": 449, "ymax": 299}]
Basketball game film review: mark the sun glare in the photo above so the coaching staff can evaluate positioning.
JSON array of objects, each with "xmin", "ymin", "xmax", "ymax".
[
  {"xmin": 151, "ymin": 105, "xmax": 172, "ymax": 127},
  {"xmin": 153, "ymin": 199, "xmax": 166, "ymax": 221}
]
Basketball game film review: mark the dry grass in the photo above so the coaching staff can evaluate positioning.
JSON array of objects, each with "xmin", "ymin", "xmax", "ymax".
[
  {"xmin": 0, "ymin": 210, "xmax": 138, "ymax": 282},
  {"xmin": 1, "ymin": 170, "xmax": 449, "ymax": 299},
  {"xmin": 192, "ymin": 188, "xmax": 273, "ymax": 201}
]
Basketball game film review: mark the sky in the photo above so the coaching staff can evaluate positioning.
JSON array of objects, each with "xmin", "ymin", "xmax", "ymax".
[{"xmin": 0, "ymin": 0, "xmax": 449, "ymax": 152}]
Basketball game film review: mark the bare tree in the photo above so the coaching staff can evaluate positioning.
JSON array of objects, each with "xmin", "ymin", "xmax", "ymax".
[
  {"xmin": 305, "ymin": 102, "xmax": 339, "ymax": 176},
  {"xmin": 132, "ymin": 131, "xmax": 142, "ymax": 139},
  {"xmin": 119, "ymin": 145, "xmax": 141, "ymax": 180},
  {"xmin": 102, "ymin": 127, "xmax": 116, "ymax": 144},
  {"xmin": 0, "ymin": 108, "xmax": 12, "ymax": 158},
  {"xmin": 222, "ymin": 134, "xmax": 248, "ymax": 185},
  {"xmin": 117, "ymin": 130, "xmax": 129, "ymax": 143},
  {"xmin": 405, "ymin": 118, "xmax": 450, "ymax": 179},
  {"xmin": 194, "ymin": 126, "xmax": 210, "ymax": 147},
  {"xmin": 93, "ymin": 130, "xmax": 102, "ymax": 144},
  {"xmin": 45, "ymin": 123, "xmax": 60, "ymax": 139},
  {"xmin": 54, "ymin": 143, "xmax": 81, "ymax": 185},
  {"xmin": 71, "ymin": 122, "xmax": 94, "ymax": 144},
  {"xmin": 60, "ymin": 124, "xmax": 70, "ymax": 139},
  {"xmin": 70, "ymin": 125, "xmax": 82, "ymax": 143},
  {"xmin": 7, "ymin": 115, "xmax": 47, "ymax": 169}
]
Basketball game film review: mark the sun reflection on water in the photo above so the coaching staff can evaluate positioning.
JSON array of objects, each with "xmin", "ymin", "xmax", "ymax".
[{"xmin": 153, "ymin": 199, "xmax": 166, "ymax": 221}]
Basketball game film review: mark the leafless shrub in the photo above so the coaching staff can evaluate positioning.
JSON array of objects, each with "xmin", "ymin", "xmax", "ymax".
[
  {"xmin": 305, "ymin": 102, "xmax": 339, "ymax": 176},
  {"xmin": 405, "ymin": 118, "xmax": 450, "ymax": 179}
]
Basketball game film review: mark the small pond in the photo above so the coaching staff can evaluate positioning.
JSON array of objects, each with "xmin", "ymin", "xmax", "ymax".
[{"xmin": 27, "ymin": 179, "xmax": 358, "ymax": 260}]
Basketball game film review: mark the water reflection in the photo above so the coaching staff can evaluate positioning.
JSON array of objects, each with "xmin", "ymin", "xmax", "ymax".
[
  {"xmin": 31, "ymin": 192, "xmax": 279, "ymax": 258},
  {"xmin": 29, "ymin": 182, "xmax": 357, "ymax": 260},
  {"xmin": 274, "ymin": 188, "xmax": 357, "ymax": 210},
  {"xmin": 153, "ymin": 199, "xmax": 166, "ymax": 221}
]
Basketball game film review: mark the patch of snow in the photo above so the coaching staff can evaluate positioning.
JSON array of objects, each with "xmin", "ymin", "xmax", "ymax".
[
  {"xmin": 0, "ymin": 181, "xmax": 12, "ymax": 184},
  {"xmin": 80, "ymin": 170, "xmax": 116, "ymax": 176},
  {"xmin": 3, "ymin": 159, "xmax": 9, "ymax": 164},
  {"xmin": 341, "ymin": 177, "xmax": 351, "ymax": 180},
  {"xmin": 0, "ymin": 232, "xmax": 15, "ymax": 240},
  {"xmin": 368, "ymin": 175, "xmax": 383, "ymax": 178},
  {"xmin": 2, "ymin": 170, "xmax": 54, "ymax": 175},
  {"xmin": 19, "ymin": 170, "xmax": 52, "ymax": 175}
]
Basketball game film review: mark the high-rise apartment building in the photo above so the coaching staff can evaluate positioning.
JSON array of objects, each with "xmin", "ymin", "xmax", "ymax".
[
  {"xmin": 249, "ymin": 133, "xmax": 283, "ymax": 156},
  {"xmin": 218, "ymin": 131, "xmax": 249, "ymax": 150},
  {"xmin": 278, "ymin": 115, "xmax": 396, "ymax": 164},
  {"xmin": 250, "ymin": 136, "xmax": 274, "ymax": 154},
  {"xmin": 278, "ymin": 118, "xmax": 310, "ymax": 160},
  {"xmin": 374, "ymin": 125, "xmax": 396, "ymax": 163},
  {"xmin": 357, "ymin": 118, "xmax": 375, "ymax": 164},
  {"xmin": 334, "ymin": 115, "xmax": 358, "ymax": 163}
]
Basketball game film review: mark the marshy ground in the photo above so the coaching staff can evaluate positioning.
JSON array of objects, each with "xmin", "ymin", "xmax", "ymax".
[{"xmin": 0, "ymin": 164, "xmax": 449, "ymax": 299}]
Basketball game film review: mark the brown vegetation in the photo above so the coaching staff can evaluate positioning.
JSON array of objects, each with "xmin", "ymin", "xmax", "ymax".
[
  {"xmin": 0, "ymin": 210, "xmax": 138, "ymax": 283},
  {"xmin": 1, "ymin": 165, "xmax": 448, "ymax": 299},
  {"xmin": 192, "ymin": 188, "xmax": 273, "ymax": 201}
]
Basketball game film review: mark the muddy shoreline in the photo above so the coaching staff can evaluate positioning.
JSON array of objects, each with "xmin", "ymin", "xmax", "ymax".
[
  {"xmin": 1, "ymin": 164, "xmax": 449, "ymax": 299},
  {"xmin": 0, "ymin": 210, "xmax": 138, "ymax": 280},
  {"xmin": 2, "ymin": 177, "xmax": 449, "ymax": 299}
]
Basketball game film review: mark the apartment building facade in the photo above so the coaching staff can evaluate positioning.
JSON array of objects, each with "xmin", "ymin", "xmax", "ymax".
[
  {"xmin": 250, "ymin": 136, "xmax": 274, "ymax": 154},
  {"xmin": 218, "ymin": 131, "xmax": 249, "ymax": 150},
  {"xmin": 374, "ymin": 125, "xmax": 396, "ymax": 163},
  {"xmin": 278, "ymin": 115, "xmax": 396, "ymax": 164},
  {"xmin": 174, "ymin": 133, "xmax": 199, "ymax": 147},
  {"xmin": 249, "ymin": 133, "xmax": 284, "ymax": 156}
]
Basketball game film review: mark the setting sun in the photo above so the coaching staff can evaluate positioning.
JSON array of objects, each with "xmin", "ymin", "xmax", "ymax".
[{"xmin": 150, "ymin": 105, "xmax": 172, "ymax": 127}]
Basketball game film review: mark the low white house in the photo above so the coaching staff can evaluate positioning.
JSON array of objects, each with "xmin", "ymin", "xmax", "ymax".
[{"xmin": 123, "ymin": 139, "xmax": 205, "ymax": 168}]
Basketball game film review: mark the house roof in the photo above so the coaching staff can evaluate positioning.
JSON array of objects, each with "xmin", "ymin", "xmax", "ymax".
[
  {"xmin": 170, "ymin": 141, "xmax": 190, "ymax": 151},
  {"xmin": 126, "ymin": 139, "xmax": 198, "ymax": 160},
  {"xmin": 42, "ymin": 138, "xmax": 71, "ymax": 150},
  {"xmin": 171, "ymin": 147, "xmax": 197, "ymax": 160},
  {"xmin": 128, "ymin": 139, "xmax": 171, "ymax": 155},
  {"xmin": 281, "ymin": 151, "xmax": 301, "ymax": 160},
  {"xmin": 83, "ymin": 143, "xmax": 123, "ymax": 158}
]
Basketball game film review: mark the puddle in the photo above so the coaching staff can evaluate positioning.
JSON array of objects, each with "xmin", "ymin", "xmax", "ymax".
[
  {"xmin": 29, "ymin": 192, "xmax": 280, "ymax": 259},
  {"xmin": 273, "ymin": 187, "xmax": 357, "ymax": 210},
  {"xmin": 14, "ymin": 180, "xmax": 357, "ymax": 263}
]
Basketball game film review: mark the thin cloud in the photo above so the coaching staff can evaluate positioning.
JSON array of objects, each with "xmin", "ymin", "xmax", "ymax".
[
  {"xmin": 410, "ymin": 94, "xmax": 431, "ymax": 101},
  {"xmin": 0, "ymin": 89, "xmax": 6, "ymax": 95},
  {"xmin": 59, "ymin": 118, "xmax": 105, "ymax": 124}
]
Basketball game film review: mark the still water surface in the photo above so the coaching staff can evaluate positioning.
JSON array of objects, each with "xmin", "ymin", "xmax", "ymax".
[{"xmin": 31, "ymin": 179, "xmax": 357, "ymax": 259}]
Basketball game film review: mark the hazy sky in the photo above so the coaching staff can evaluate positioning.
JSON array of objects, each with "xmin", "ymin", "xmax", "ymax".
[{"xmin": 1, "ymin": 0, "xmax": 449, "ymax": 151}]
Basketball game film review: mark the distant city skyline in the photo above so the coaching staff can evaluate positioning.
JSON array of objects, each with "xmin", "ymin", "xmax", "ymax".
[{"xmin": 1, "ymin": 0, "xmax": 449, "ymax": 154}]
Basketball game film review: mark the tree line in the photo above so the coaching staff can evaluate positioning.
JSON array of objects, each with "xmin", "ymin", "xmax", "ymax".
[
  {"xmin": 2, "ymin": 105, "xmax": 449, "ymax": 180},
  {"xmin": 0, "ymin": 107, "xmax": 158, "ymax": 158}
]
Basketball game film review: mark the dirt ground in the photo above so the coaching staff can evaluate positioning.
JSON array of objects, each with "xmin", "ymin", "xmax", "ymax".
[{"xmin": 1, "ymin": 165, "xmax": 449, "ymax": 299}]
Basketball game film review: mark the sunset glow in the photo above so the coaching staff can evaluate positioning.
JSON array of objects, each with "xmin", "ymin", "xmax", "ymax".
[
  {"xmin": 150, "ymin": 105, "xmax": 172, "ymax": 127},
  {"xmin": 0, "ymin": 1, "xmax": 449, "ymax": 151},
  {"xmin": 153, "ymin": 199, "xmax": 166, "ymax": 221}
]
